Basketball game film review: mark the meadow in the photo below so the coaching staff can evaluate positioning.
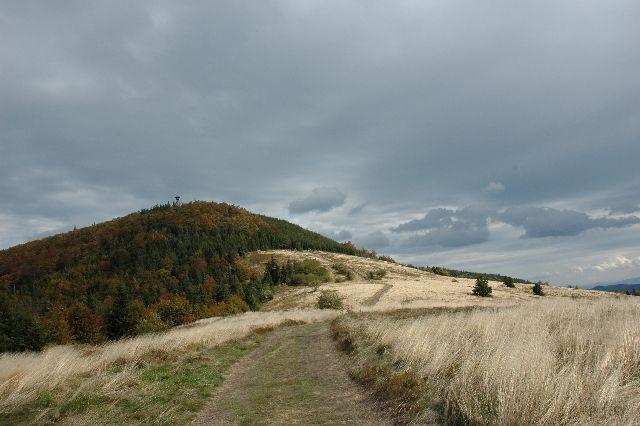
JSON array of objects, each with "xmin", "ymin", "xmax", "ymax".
[{"xmin": 339, "ymin": 298, "xmax": 640, "ymax": 424}]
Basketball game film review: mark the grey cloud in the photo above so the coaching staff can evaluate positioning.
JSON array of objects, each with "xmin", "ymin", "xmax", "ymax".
[
  {"xmin": 608, "ymin": 202, "xmax": 640, "ymax": 215},
  {"xmin": 288, "ymin": 187, "xmax": 346, "ymax": 214},
  {"xmin": 324, "ymin": 229, "xmax": 352, "ymax": 242},
  {"xmin": 402, "ymin": 223, "xmax": 490, "ymax": 248},
  {"xmin": 393, "ymin": 207, "xmax": 491, "ymax": 248},
  {"xmin": 392, "ymin": 208, "xmax": 454, "ymax": 232},
  {"xmin": 499, "ymin": 207, "xmax": 640, "ymax": 238},
  {"xmin": 1, "ymin": 1, "xmax": 640, "ymax": 284},
  {"xmin": 355, "ymin": 231, "xmax": 390, "ymax": 250},
  {"xmin": 348, "ymin": 203, "xmax": 367, "ymax": 216}
]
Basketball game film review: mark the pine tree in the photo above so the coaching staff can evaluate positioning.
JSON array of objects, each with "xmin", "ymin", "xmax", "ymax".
[
  {"xmin": 105, "ymin": 284, "xmax": 135, "ymax": 339},
  {"xmin": 533, "ymin": 282, "xmax": 545, "ymax": 296},
  {"xmin": 503, "ymin": 276, "xmax": 515, "ymax": 288},
  {"xmin": 267, "ymin": 257, "xmax": 280, "ymax": 284},
  {"xmin": 472, "ymin": 276, "xmax": 492, "ymax": 297}
]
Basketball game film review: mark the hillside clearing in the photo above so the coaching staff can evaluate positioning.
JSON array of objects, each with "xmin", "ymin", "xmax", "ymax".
[{"xmin": 249, "ymin": 250, "xmax": 617, "ymax": 312}]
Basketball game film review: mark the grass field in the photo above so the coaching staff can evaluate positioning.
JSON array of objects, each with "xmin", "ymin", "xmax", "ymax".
[
  {"xmin": 1, "ymin": 250, "xmax": 634, "ymax": 424},
  {"xmin": 0, "ymin": 309, "xmax": 339, "ymax": 423},
  {"xmin": 337, "ymin": 298, "xmax": 640, "ymax": 424},
  {"xmin": 253, "ymin": 250, "xmax": 617, "ymax": 312}
]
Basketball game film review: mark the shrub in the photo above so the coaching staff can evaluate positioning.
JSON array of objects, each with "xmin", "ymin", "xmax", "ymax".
[
  {"xmin": 317, "ymin": 290, "xmax": 344, "ymax": 309},
  {"xmin": 533, "ymin": 282, "xmax": 545, "ymax": 296},
  {"xmin": 503, "ymin": 276, "xmax": 515, "ymax": 288},
  {"xmin": 332, "ymin": 262, "xmax": 354, "ymax": 280},
  {"xmin": 289, "ymin": 259, "xmax": 330, "ymax": 286},
  {"xmin": 432, "ymin": 267, "xmax": 450, "ymax": 276},
  {"xmin": 367, "ymin": 269, "xmax": 387, "ymax": 280},
  {"xmin": 472, "ymin": 276, "xmax": 492, "ymax": 297}
]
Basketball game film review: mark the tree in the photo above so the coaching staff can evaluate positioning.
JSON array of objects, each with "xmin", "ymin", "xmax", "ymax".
[
  {"xmin": 472, "ymin": 276, "xmax": 492, "ymax": 297},
  {"xmin": 503, "ymin": 276, "xmax": 515, "ymax": 288},
  {"xmin": 266, "ymin": 257, "xmax": 280, "ymax": 284},
  {"xmin": 0, "ymin": 295, "xmax": 47, "ymax": 352},
  {"xmin": 105, "ymin": 284, "xmax": 135, "ymax": 339},
  {"xmin": 533, "ymin": 282, "xmax": 545, "ymax": 296}
]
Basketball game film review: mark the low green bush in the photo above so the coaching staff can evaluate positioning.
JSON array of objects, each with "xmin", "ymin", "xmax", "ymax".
[
  {"xmin": 503, "ymin": 276, "xmax": 515, "ymax": 288},
  {"xmin": 367, "ymin": 269, "xmax": 387, "ymax": 280},
  {"xmin": 288, "ymin": 259, "xmax": 330, "ymax": 286},
  {"xmin": 317, "ymin": 290, "xmax": 344, "ymax": 310},
  {"xmin": 332, "ymin": 262, "xmax": 354, "ymax": 280}
]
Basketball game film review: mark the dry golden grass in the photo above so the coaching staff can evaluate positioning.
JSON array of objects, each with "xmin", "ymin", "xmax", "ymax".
[
  {"xmin": 254, "ymin": 250, "xmax": 617, "ymax": 312},
  {"xmin": 343, "ymin": 298, "xmax": 640, "ymax": 424},
  {"xmin": 0, "ymin": 309, "xmax": 339, "ymax": 413}
]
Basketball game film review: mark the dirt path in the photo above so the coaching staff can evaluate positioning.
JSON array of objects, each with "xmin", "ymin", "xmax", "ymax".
[
  {"xmin": 193, "ymin": 322, "xmax": 393, "ymax": 425},
  {"xmin": 363, "ymin": 283, "xmax": 393, "ymax": 306}
]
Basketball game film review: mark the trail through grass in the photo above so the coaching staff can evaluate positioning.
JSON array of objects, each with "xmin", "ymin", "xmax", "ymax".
[{"xmin": 194, "ymin": 322, "xmax": 392, "ymax": 425}]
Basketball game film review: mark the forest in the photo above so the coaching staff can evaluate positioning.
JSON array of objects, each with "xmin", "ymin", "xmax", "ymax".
[{"xmin": 0, "ymin": 201, "xmax": 363, "ymax": 352}]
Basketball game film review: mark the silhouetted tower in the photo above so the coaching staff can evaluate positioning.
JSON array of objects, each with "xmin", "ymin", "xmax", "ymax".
[{"xmin": 174, "ymin": 195, "xmax": 181, "ymax": 206}]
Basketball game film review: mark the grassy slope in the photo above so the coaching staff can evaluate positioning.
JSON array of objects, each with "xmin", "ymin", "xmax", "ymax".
[
  {"xmin": 333, "ymin": 299, "xmax": 640, "ymax": 424},
  {"xmin": 2, "ymin": 337, "xmax": 262, "ymax": 425}
]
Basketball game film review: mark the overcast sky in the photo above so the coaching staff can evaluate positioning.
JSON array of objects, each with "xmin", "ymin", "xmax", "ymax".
[{"xmin": 2, "ymin": 1, "xmax": 639, "ymax": 286}]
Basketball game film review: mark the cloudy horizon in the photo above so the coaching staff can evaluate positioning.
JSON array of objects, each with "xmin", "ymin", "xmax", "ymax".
[{"xmin": 2, "ymin": 1, "xmax": 639, "ymax": 286}]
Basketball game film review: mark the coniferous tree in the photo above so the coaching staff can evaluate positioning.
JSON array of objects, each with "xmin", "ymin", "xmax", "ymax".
[
  {"xmin": 503, "ymin": 276, "xmax": 515, "ymax": 288},
  {"xmin": 0, "ymin": 295, "xmax": 46, "ymax": 352},
  {"xmin": 533, "ymin": 281, "xmax": 545, "ymax": 296},
  {"xmin": 105, "ymin": 284, "xmax": 135, "ymax": 339},
  {"xmin": 472, "ymin": 276, "xmax": 492, "ymax": 297}
]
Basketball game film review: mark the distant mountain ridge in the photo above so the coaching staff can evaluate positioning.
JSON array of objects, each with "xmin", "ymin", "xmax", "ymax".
[{"xmin": 590, "ymin": 276, "xmax": 640, "ymax": 292}]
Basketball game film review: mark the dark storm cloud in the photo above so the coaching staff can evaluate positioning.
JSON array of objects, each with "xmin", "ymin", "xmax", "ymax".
[
  {"xmin": 499, "ymin": 207, "xmax": 640, "ymax": 238},
  {"xmin": 1, "ymin": 1, "xmax": 639, "ymax": 283},
  {"xmin": 288, "ymin": 187, "xmax": 347, "ymax": 214}
]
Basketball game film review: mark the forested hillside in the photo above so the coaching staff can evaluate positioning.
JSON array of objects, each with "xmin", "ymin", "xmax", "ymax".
[{"xmin": 0, "ymin": 201, "xmax": 359, "ymax": 352}]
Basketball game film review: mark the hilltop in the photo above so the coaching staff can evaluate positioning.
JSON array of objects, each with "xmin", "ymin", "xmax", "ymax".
[{"xmin": 0, "ymin": 201, "xmax": 362, "ymax": 352}]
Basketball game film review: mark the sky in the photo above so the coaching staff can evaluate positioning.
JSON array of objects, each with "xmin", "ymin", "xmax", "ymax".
[{"xmin": 1, "ymin": 1, "xmax": 639, "ymax": 286}]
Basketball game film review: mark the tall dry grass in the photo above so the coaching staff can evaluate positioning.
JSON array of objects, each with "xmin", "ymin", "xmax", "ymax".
[
  {"xmin": 0, "ymin": 309, "xmax": 339, "ymax": 413},
  {"xmin": 348, "ymin": 298, "xmax": 640, "ymax": 424}
]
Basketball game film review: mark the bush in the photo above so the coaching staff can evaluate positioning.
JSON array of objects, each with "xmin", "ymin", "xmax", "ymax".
[
  {"xmin": 289, "ymin": 259, "xmax": 330, "ymax": 287},
  {"xmin": 367, "ymin": 269, "xmax": 387, "ymax": 280},
  {"xmin": 533, "ymin": 282, "xmax": 545, "ymax": 296},
  {"xmin": 432, "ymin": 267, "xmax": 450, "ymax": 276},
  {"xmin": 317, "ymin": 290, "xmax": 344, "ymax": 309},
  {"xmin": 332, "ymin": 262, "xmax": 354, "ymax": 280},
  {"xmin": 503, "ymin": 276, "xmax": 515, "ymax": 288},
  {"xmin": 472, "ymin": 276, "xmax": 492, "ymax": 297}
]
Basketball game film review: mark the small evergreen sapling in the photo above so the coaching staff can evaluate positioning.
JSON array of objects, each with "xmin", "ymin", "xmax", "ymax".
[
  {"xmin": 503, "ymin": 276, "xmax": 515, "ymax": 288},
  {"xmin": 472, "ymin": 276, "xmax": 492, "ymax": 297},
  {"xmin": 533, "ymin": 281, "xmax": 545, "ymax": 296}
]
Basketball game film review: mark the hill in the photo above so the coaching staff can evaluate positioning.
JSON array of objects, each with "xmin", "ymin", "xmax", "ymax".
[
  {"xmin": 591, "ymin": 283, "xmax": 640, "ymax": 293},
  {"xmin": 589, "ymin": 276, "xmax": 640, "ymax": 292},
  {"xmin": 0, "ymin": 201, "xmax": 362, "ymax": 352}
]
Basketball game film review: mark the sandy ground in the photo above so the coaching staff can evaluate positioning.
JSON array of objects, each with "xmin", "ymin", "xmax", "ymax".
[{"xmin": 248, "ymin": 250, "xmax": 618, "ymax": 312}]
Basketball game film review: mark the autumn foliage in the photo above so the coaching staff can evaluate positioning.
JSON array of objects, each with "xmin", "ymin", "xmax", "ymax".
[{"xmin": 0, "ymin": 201, "xmax": 358, "ymax": 352}]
